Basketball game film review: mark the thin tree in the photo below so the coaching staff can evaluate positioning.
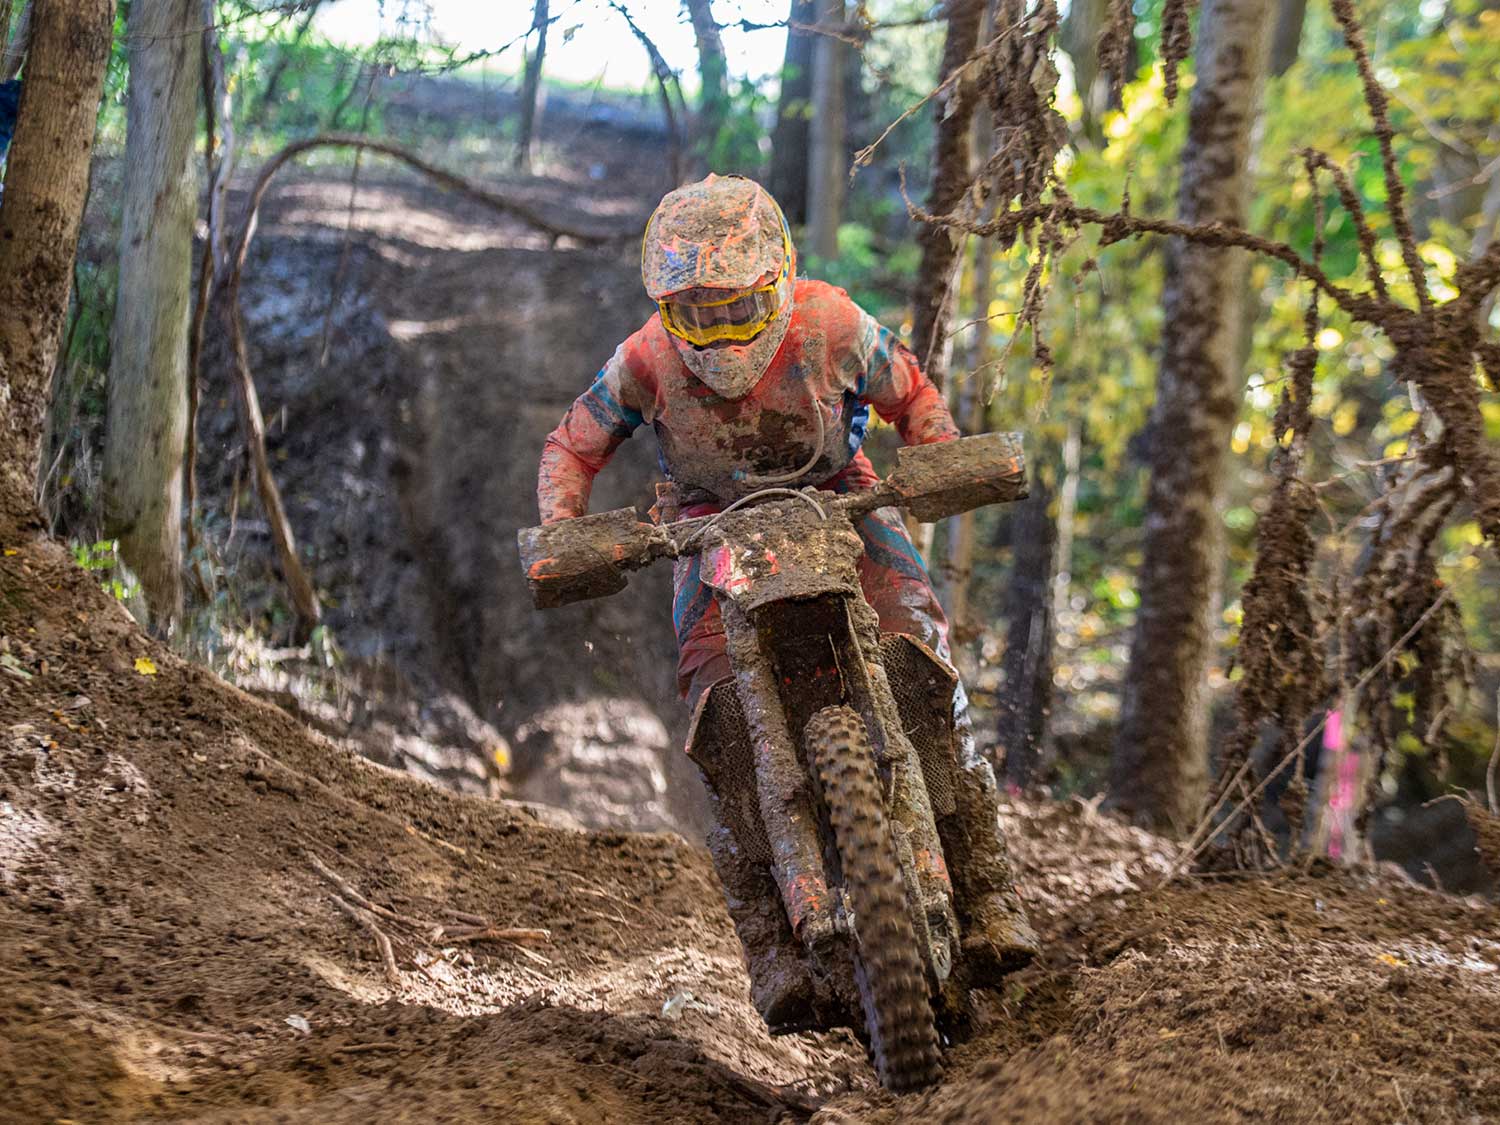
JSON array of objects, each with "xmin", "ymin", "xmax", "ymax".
[
  {"xmin": 0, "ymin": 0, "xmax": 28, "ymax": 80},
  {"xmin": 805, "ymin": 0, "xmax": 846, "ymax": 260},
  {"xmin": 998, "ymin": 480, "xmax": 1058, "ymax": 786},
  {"xmin": 514, "ymin": 0, "xmax": 548, "ymax": 175},
  {"xmin": 1061, "ymin": 0, "xmax": 1113, "ymax": 142},
  {"xmin": 769, "ymin": 0, "xmax": 817, "ymax": 224},
  {"xmin": 1109, "ymin": 0, "xmax": 1277, "ymax": 832},
  {"xmin": 0, "ymin": 0, "xmax": 113, "ymax": 533},
  {"xmin": 1270, "ymin": 0, "xmax": 1308, "ymax": 76},
  {"xmin": 103, "ymin": 0, "xmax": 203, "ymax": 632},
  {"xmin": 910, "ymin": 0, "xmax": 987, "ymax": 390},
  {"xmin": 683, "ymin": 0, "xmax": 728, "ymax": 163},
  {"xmin": 611, "ymin": 1, "xmax": 687, "ymax": 187}
]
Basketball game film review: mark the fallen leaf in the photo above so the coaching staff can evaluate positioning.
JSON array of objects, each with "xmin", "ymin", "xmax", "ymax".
[
  {"xmin": 134, "ymin": 656, "xmax": 159, "ymax": 676},
  {"xmin": 1376, "ymin": 953, "xmax": 1408, "ymax": 967},
  {"xmin": 2, "ymin": 548, "xmax": 17, "ymax": 556},
  {"xmin": 0, "ymin": 653, "xmax": 32, "ymax": 680}
]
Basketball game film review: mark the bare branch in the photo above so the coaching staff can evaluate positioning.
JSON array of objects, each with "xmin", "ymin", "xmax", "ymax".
[{"xmin": 1329, "ymin": 0, "xmax": 1431, "ymax": 312}]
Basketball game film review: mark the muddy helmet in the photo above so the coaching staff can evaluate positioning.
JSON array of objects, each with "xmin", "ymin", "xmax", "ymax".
[{"xmin": 641, "ymin": 174, "xmax": 796, "ymax": 399}]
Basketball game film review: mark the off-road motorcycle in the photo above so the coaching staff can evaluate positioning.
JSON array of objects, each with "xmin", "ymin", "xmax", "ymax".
[{"xmin": 518, "ymin": 433, "xmax": 1028, "ymax": 1092}]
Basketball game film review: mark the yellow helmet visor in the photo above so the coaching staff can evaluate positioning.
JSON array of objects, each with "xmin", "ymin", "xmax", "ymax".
[{"xmin": 660, "ymin": 283, "xmax": 782, "ymax": 347}]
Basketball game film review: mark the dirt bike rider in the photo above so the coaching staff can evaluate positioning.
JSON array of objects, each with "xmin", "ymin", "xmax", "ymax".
[{"xmin": 537, "ymin": 173, "xmax": 1037, "ymax": 1020}]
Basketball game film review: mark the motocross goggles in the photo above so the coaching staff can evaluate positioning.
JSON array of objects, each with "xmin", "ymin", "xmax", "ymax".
[
  {"xmin": 659, "ymin": 282, "xmax": 782, "ymax": 347},
  {"xmin": 657, "ymin": 218, "xmax": 794, "ymax": 348}
]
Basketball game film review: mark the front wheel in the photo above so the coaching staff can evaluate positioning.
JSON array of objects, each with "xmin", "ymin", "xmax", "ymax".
[{"xmin": 805, "ymin": 705, "xmax": 942, "ymax": 1092}]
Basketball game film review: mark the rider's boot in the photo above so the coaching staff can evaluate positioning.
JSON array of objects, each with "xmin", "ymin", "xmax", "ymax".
[
  {"xmin": 706, "ymin": 824, "xmax": 816, "ymax": 1030},
  {"xmin": 947, "ymin": 688, "xmax": 1040, "ymax": 978}
]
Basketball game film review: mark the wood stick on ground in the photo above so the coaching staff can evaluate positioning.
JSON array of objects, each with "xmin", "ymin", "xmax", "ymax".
[
  {"xmin": 308, "ymin": 855, "xmax": 433, "ymax": 932},
  {"xmin": 441, "ymin": 927, "xmax": 551, "ymax": 946},
  {"xmin": 330, "ymin": 894, "xmax": 401, "ymax": 986},
  {"xmin": 500, "ymin": 941, "xmax": 553, "ymax": 967},
  {"xmin": 224, "ymin": 289, "xmax": 322, "ymax": 637}
]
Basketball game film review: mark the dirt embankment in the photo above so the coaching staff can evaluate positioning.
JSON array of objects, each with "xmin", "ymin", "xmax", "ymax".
[
  {"xmin": 4, "ymin": 538, "xmax": 1500, "ymax": 1122},
  {"xmin": 193, "ymin": 78, "xmax": 703, "ymax": 831}
]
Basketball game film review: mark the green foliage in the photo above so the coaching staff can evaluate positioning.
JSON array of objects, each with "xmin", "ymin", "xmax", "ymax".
[
  {"xmin": 70, "ymin": 539, "xmax": 139, "ymax": 604},
  {"xmin": 901, "ymin": 1, "xmax": 1500, "ymax": 766},
  {"xmin": 809, "ymin": 223, "xmax": 922, "ymax": 317},
  {"xmin": 707, "ymin": 75, "xmax": 774, "ymax": 176}
]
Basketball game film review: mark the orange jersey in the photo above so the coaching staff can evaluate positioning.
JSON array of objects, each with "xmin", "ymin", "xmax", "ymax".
[{"xmin": 537, "ymin": 279, "xmax": 958, "ymax": 522}]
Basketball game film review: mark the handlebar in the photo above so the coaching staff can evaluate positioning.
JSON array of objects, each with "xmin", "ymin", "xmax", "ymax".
[{"xmin": 519, "ymin": 431, "xmax": 1026, "ymax": 610}]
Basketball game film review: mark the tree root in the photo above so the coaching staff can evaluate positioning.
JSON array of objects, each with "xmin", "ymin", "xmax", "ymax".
[
  {"xmin": 330, "ymin": 893, "xmax": 401, "ymax": 985},
  {"xmin": 309, "ymin": 853, "xmax": 552, "ymax": 985}
]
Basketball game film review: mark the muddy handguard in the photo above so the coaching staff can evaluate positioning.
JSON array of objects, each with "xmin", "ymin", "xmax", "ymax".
[{"xmin": 518, "ymin": 432, "xmax": 1026, "ymax": 609}]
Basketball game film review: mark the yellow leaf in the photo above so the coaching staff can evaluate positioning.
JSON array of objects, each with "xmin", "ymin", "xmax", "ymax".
[
  {"xmin": 2, "ymin": 548, "xmax": 16, "ymax": 556},
  {"xmin": 1376, "ymin": 953, "xmax": 1408, "ymax": 967},
  {"xmin": 134, "ymin": 656, "xmax": 159, "ymax": 676}
]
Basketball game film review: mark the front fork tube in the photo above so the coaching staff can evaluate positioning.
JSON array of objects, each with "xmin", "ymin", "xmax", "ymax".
[{"xmin": 720, "ymin": 599, "xmax": 838, "ymax": 949}]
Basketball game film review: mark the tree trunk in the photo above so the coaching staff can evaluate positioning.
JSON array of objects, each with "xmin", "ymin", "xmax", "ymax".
[
  {"xmin": 769, "ymin": 0, "xmax": 816, "ymax": 223},
  {"xmin": 1052, "ymin": 419, "xmax": 1081, "ymax": 619},
  {"xmin": 613, "ymin": 2, "xmax": 686, "ymax": 188},
  {"xmin": 805, "ymin": 0, "xmax": 846, "ymax": 261},
  {"xmin": 102, "ymin": 0, "xmax": 201, "ymax": 632},
  {"xmin": 909, "ymin": 0, "xmax": 986, "ymax": 391},
  {"xmin": 998, "ymin": 482, "xmax": 1057, "ymax": 787},
  {"xmin": 1062, "ymin": 0, "xmax": 1112, "ymax": 143},
  {"xmin": 1269, "ymin": 0, "xmax": 1307, "ymax": 75},
  {"xmin": 0, "ymin": 0, "xmax": 113, "ymax": 533},
  {"xmin": 514, "ymin": 0, "xmax": 548, "ymax": 175},
  {"xmin": 1109, "ymin": 0, "xmax": 1275, "ymax": 833},
  {"xmin": 684, "ymin": 0, "xmax": 728, "ymax": 163},
  {"xmin": 933, "ymin": 158, "xmax": 996, "ymax": 627}
]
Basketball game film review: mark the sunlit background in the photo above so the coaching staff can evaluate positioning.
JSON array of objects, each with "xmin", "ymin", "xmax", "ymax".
[{"xmin": 317, "ymin": 0, "xmax": 790, "ymax": 88}]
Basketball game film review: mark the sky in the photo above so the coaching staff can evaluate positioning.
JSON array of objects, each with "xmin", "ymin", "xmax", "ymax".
[{"xmin": 316, "ymin": 0, "xmax": 794, "ymax": 92}]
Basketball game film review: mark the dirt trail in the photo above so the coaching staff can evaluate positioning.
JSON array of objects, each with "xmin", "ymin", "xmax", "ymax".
[{"xmin": 4, "ymin": 540, "xmax": 1500, "ymax": 1122}]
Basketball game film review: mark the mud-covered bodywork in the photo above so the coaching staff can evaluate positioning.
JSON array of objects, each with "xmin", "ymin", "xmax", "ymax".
[{"xmin": 518, "ymin": 431, "xmax": 1031, "ymax": 1061}]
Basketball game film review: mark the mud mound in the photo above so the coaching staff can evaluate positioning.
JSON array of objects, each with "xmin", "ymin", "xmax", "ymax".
[
  {"xmin": 827, "ymin": 857, "xmax": 1500, "ymax": 1122},
  {"xmin": 0, "ymin": 537, "xmax": 855, "ymax": 1122},
  {"xmin": 5, "ymin": 538, "xmax": 1500, "ymax": 1122}
]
